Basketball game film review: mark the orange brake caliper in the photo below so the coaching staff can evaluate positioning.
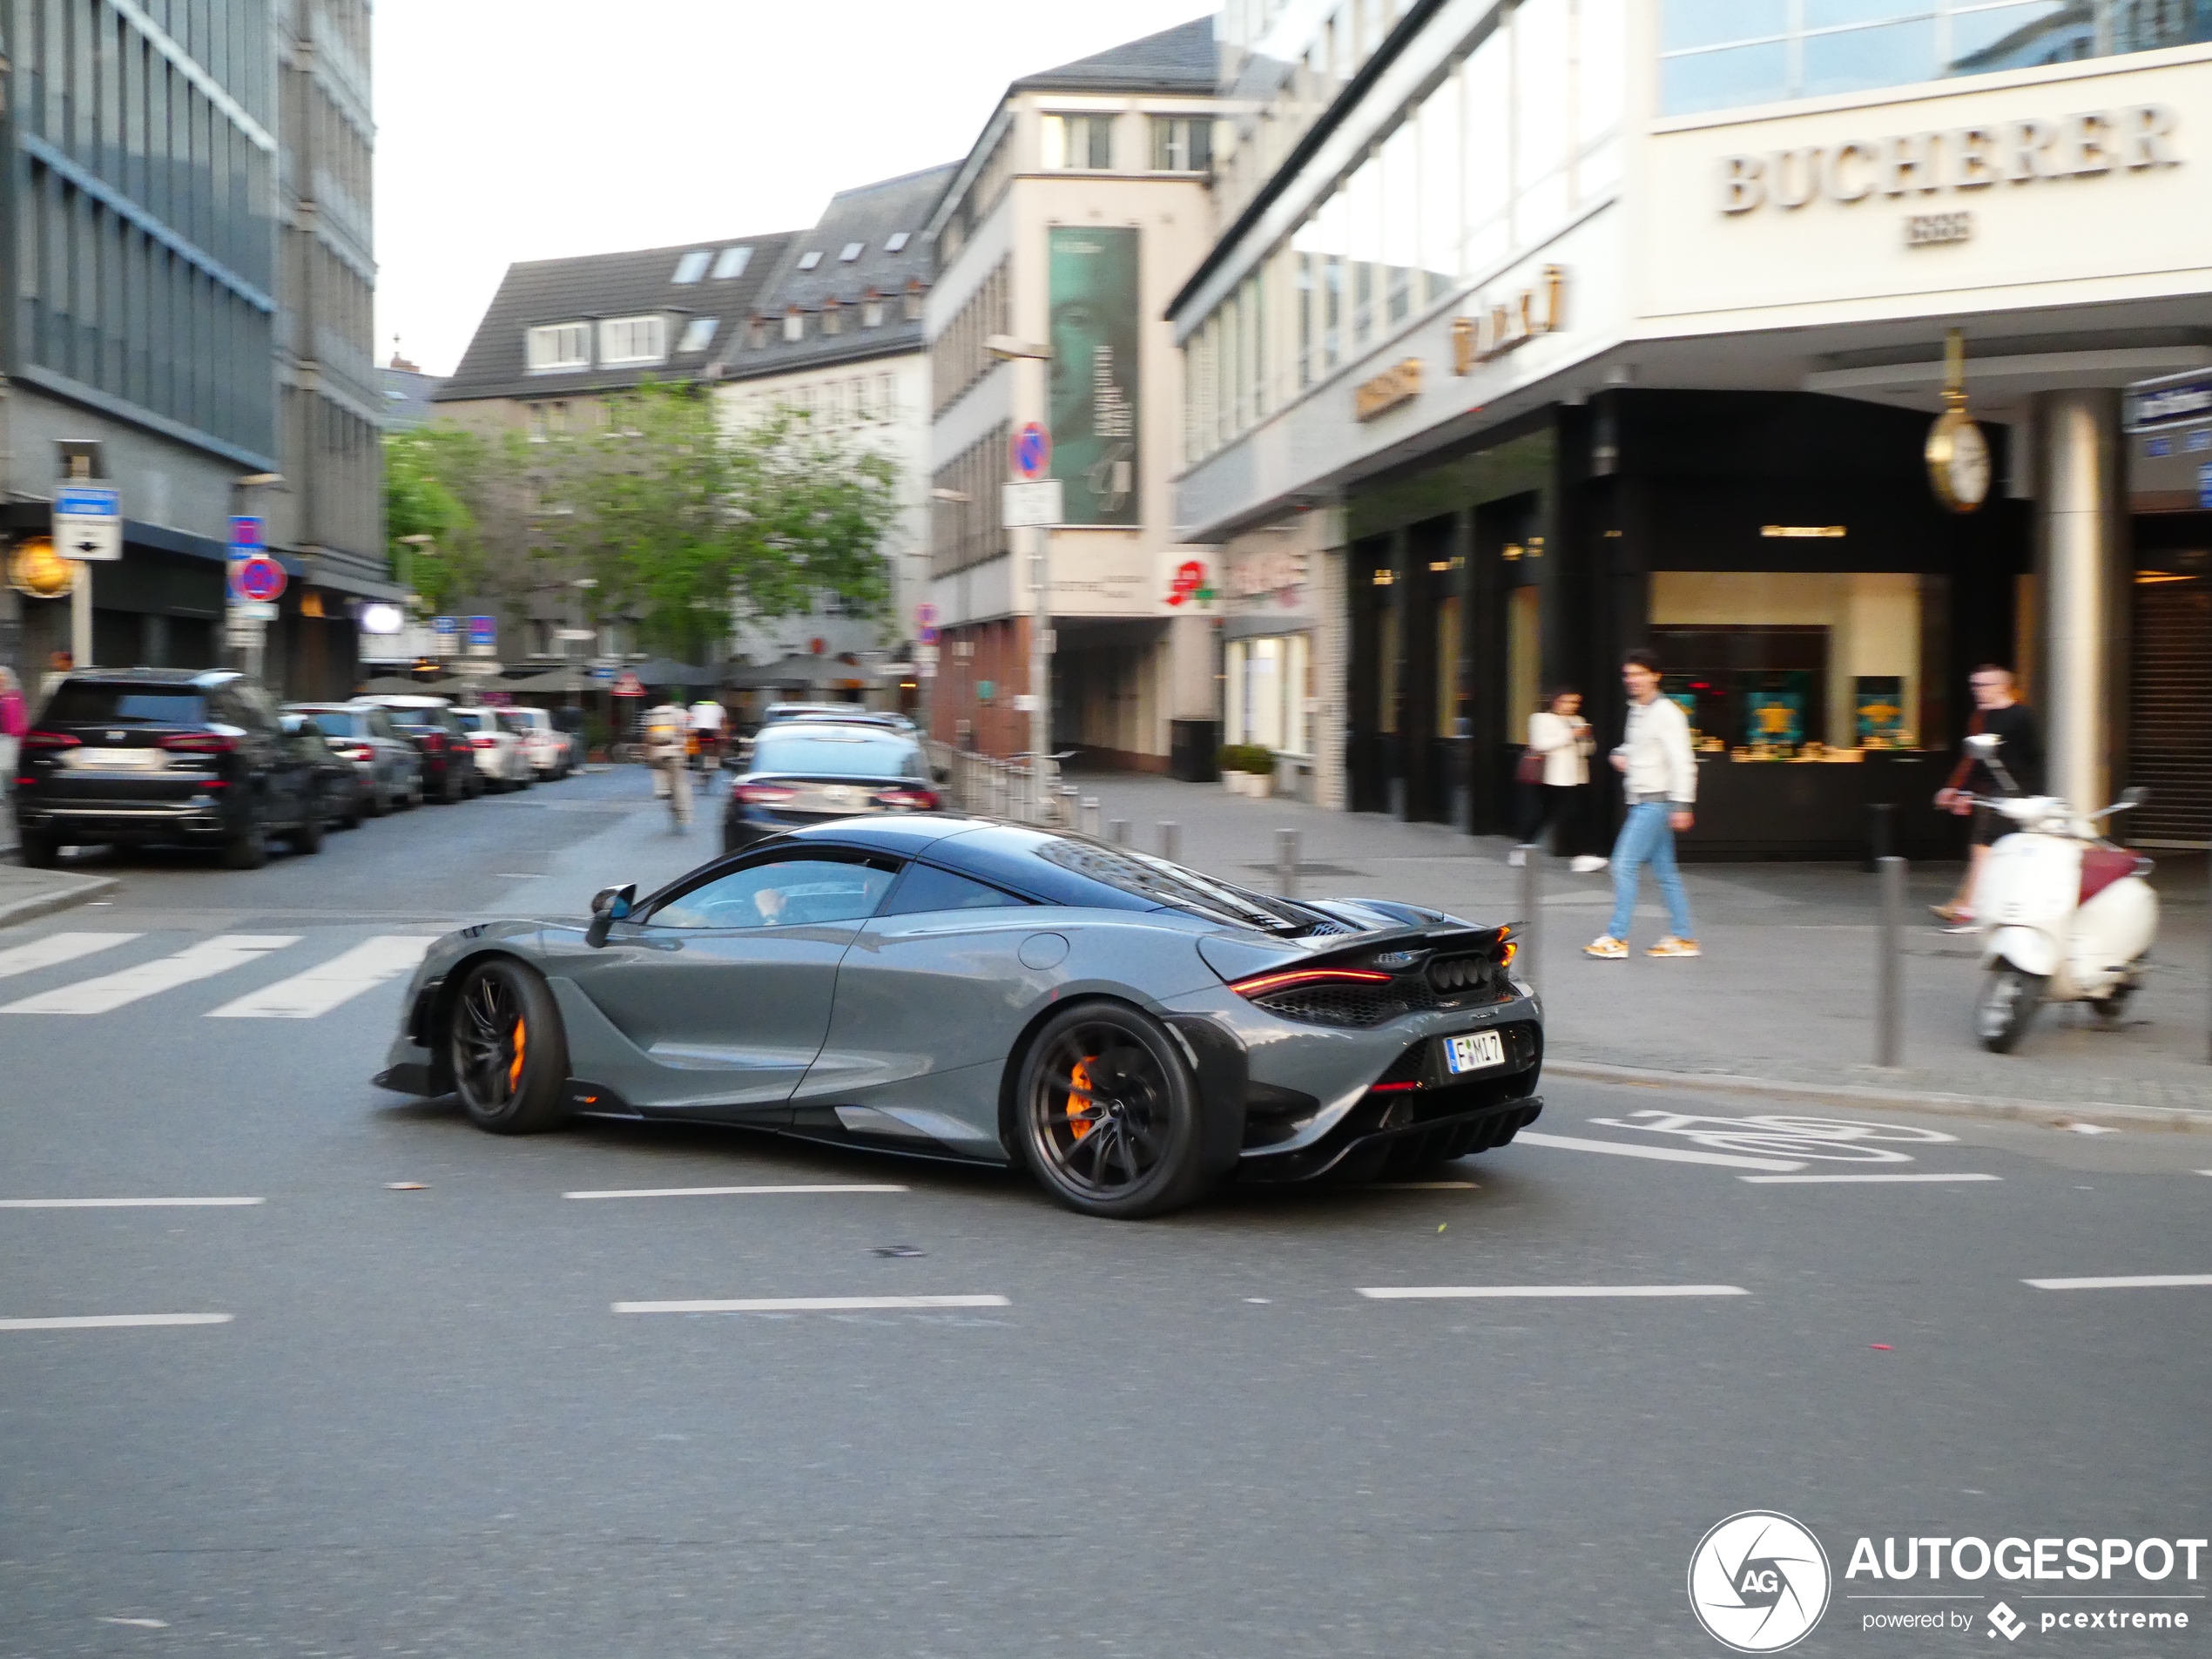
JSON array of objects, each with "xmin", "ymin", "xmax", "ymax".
[
  {"xmin": 1067, "ymin": 1056, "xmax": 1098, "ymax": 1141},
  {"xmin": 507, "ymin": 1017, "xmax": 528, "ymax": 1093}
]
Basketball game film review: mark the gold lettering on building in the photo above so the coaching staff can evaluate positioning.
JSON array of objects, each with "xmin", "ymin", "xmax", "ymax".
[
  {"xmin": 1452, "ymin": 266, "xmax": 1567, "ymax": 374},
  {"xmin": 1353, "ymin": 358, "xmax": 1423, "ymax": 421}
]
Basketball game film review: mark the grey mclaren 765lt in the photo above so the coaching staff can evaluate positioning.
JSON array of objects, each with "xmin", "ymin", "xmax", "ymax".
[{"xmin": 373, "ymin": 816, "xmax": 1543, "ymax": 1217}]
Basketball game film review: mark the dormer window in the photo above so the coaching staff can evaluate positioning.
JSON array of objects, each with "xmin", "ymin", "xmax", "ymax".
[
  {"xmin": 884, "ymin": 232, "xmax": 910, "ymax": 253},
  {"xmin": 822, "ymin": 299, "xmax": 842, "ymax": 336},
  {"xmin": 746, "ymin": 315, "xmax": 765, "ymax": 349},
  {"xmin": 904, "ymin": 279, "xmax": 926, "ymax": 322},
  {"xmin": 671, "ymin": 250, "xmax": 711, "ymax": 283},
  {"xmin": 861, "ymin": 292, "xmax": 884, "ymax": 328},
  {"xmin": 598, "ymin": 315, "xmax": 666, "ymax": 366},
  {"xmin": 785, "ymin": 307, "xmax": 806, "ymax": 342},
  {"xmin": 525, "ymin": 321, "xmax": 591, "ymax": 373},
  {"xmin": 796, "ymin": 250, "xmax": 823, "ymax": 271},
  {"xmin": 712, "ymin": 246, "xmax": 752, "ymax": 280}
]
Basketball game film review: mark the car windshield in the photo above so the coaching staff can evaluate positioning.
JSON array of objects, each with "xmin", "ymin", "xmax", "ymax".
[
  {"xmin": 41, "ymin": 686, "xmax": 206, "ymax": 726},
  {"xmin": 751, "ymin": 730, "xmax": 921, "ymax": 779},
  {"xmin": 496, "ymin": 711, "xmax": 535, "ymax": 732},
  {"xmin": 453, "ymin": 710, "xmax": 496, "ymax": 732},
  {"xmin": 1033, "ymin": 838, "xmax": 1308, "ymax": 934},
  {"xmin": 299, "ymin": 708, "xmax": 361, "ymax": 737}
]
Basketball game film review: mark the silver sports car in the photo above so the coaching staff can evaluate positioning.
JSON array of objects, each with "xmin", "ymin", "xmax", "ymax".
[{"xmin": 374, "ymin": 817, "xmax": 1543, "ymax": 1217}]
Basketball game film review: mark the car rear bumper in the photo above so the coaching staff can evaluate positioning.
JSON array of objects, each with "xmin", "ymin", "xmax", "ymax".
[
  {"xmin": 14, "ymin": 799, "xmax": 234, "ymax": 841},
  {"xmin": 1237, "ymin": 1090, "xmax": 1543, "ymax": 1184}
]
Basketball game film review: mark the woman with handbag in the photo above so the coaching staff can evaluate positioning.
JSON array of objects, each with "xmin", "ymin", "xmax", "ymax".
[{"xmin": 1514, "ymin": 688, "xmax": 1605, "ymax": 872}]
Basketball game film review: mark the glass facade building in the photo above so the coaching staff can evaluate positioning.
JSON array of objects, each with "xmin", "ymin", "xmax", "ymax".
[
  {"xmin": 7, "ymin": 0, "xmax": 280, "ymax": 465},
  {"xmin": 1659, "ymin": 0, "xmax": 2212, "ymax": 116}
]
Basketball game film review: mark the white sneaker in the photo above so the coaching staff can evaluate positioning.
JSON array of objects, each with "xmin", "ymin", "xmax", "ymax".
[
  {"xmin": 1570, "ymin": 855, "xmax": 1608, "ymax": 873},
  {"xmin": 1507, "ymin": 847, "xmax": 1527, "ymax": 867}
]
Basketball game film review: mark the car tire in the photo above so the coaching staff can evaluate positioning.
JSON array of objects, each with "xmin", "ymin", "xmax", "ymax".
[
  {"xmin": 18, "ymin": 831, "xmax": 59, "ymax": 869},
  {"xmin": 1974, "ymin": 965, "xmax": 2042, "ymax": 1053},
  {"xmin": 225, "ymin": 808, "xmax": 269, "ymax": 871},
  {"xmin": 406, "ymin": 772, "xmax": 424, "ymax": 809},
  {"xmin": 366, "ymin": 779, "xmax": 389, "ymax": 818},
  {"xmin": 292, "ymin": 806, "xmax": 324, "ymax": 855},
  {"xmin": 1014, "ymin": 1000, "xmax": 1215, "ymax": 1219},
  {"xmin": 448, "ymin": 958, "xmax": 570, "ymax": 1134}
]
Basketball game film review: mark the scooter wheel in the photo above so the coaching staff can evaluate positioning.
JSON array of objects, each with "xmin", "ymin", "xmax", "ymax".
[{"xmin": 1974, "ymin": 965, "xmax": 2044, "ymax": 1053}]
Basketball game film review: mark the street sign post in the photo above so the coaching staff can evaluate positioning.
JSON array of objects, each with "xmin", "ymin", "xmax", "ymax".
[
  {"xmin": 1001, "ymin": 479, "xmax": 1065, "ymax": 527},
  {"xmin": 234, "ymin": 556, "xmax": 287, "ymax": 604},
  {"xmin": 54, "ymin": 487, "xmax": 123, "ymax": 563},
  {"xmin": 466, "ymin": 616, "xmax": 496, "ymax": 657}
]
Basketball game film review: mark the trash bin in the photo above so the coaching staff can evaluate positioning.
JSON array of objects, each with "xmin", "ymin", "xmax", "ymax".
[{"xmin": 1170, "ymin": 718, "xmax": 1220, "ymax": 784}]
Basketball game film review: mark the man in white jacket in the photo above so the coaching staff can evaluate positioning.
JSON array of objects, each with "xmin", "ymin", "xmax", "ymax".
[{"xmin": 1584, "ymin": 648, "xmax": 1700, "ymax": 959}]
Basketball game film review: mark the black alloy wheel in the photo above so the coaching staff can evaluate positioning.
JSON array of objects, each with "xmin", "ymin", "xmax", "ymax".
[
  {"xmin": 1016, "ymin": 1001, "xmax": 1211, "ymax": 1219},
  {"xmin": 366, "ymin": 775, "xmax": 389, "ymax": 818},
  {"xmin": 448, "ymin": 958, "xmax": 569, "ymax": 1133},
  {"xmin": 292, "ymin": 800, "xmax": 324, "ymax": 854}
]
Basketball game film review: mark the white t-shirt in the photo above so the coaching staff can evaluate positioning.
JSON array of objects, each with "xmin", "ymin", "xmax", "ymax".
[
  {"xmin": 1526, "ymin": 711, "xmax": 1591, "ymax": 787},
  {"xmin": 689, "ymin": 700, "xmax": 725, "ymax": 732}
]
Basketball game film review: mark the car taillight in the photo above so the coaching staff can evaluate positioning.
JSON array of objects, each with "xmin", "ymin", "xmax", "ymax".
[
  {"xmin": 735, "ymin": 782, "xmax": 798, "ymax": 805},
  {"xmin": 871, "ymin": 787, "xmax": 940, "ymax": 811},
  {"xmin": 1226, "ymin": 967, "xmax": 1393, "ymax": 1000},
  {"xmin": 23, "ymin": 729, "xmax": 79, "ymax": 750},
  {"xmin": 158, "ymin": 732, "xmax": 237, "ymax": 754},
  {"xmin": 469, "ymin": 734, "xmax": 495, "ymax": 748},
  {"xmin": 333, "ymin": 742, "xmax": 373, "ymax": 760},
  {"xmin": 421, "ymin": 732, "xmax": 446, "ymax": 752}
]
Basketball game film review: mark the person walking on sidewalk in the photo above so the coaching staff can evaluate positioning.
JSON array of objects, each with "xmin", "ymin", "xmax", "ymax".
[
  {"xmin": 1514, "ymin": 688, "xmax": 1606, "ymax": 873},
  {"xmin": 1584, "ymin": 649, "xmax": 1700, "ymax": 960},
  {"xmin": 642, "ymin": 698, "xmax": 693, "ymax": 830},
  {"xmin": 1930, "ymin": 664, "xmax": 2040, "ymax": 930}
]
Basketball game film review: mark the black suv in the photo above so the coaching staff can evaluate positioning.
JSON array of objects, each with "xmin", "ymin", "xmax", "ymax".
[
  {"xmin": 364, "ymin": 696, "xmax": 480, "ymax": 804},
  {"xmin": 13, "ymin": 668, "xmax": 324, "ymax": 869}
]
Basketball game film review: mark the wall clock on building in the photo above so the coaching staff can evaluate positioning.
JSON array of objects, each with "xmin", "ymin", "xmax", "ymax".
[{"xmin": 1925, "ymin": 328, "xmax": 1990, "ymax": 514}]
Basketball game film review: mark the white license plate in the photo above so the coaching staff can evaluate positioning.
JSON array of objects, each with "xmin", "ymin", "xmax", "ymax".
[
  {"xmin": 1443, "ymin": 1030, "xmax": 1506, "ymax": 1075},
  {"xmin": 65, "ymin": 746, "xmax": 167, "ymax": 771}
]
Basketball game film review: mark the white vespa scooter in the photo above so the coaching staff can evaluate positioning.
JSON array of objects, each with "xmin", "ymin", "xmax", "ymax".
[{"xmin": 1963, "ymin": 732, "xmax": 2158, "ymax": 1052}]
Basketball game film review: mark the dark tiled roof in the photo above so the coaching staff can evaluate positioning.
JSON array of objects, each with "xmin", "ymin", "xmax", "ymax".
[
  {"xmin": 379, "ymin": 365, "xmax": 445, "ymax": 429},
  {"xmin": 710, "ymin": 164, "xmax": 958, "ymax": 381},
  {"xmin": 1013, "ymin": 17, "xmax": 1217, "ymax": 93},
  {"xmin": 435, "ymin": 232, "xmax": 797, "ymax": 402}
]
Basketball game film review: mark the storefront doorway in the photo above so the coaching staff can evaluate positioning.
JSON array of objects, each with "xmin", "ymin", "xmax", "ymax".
[{"xmin": 2128, "ymin": 542, "xmax": 2211, "ymax": 847}]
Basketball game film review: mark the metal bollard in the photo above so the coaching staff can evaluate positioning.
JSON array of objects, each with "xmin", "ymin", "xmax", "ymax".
[
  {"xmin": 1516, "ymin": 843, "xmax": 1540, "ymax": 1001},
  {"xmin": 1876, "ymin": 854, "xmax": 1906, "ymax": 1068},
  {"xmin": 1108, "ymin": 818, "xmax": 1130, "ymax": 846},
  {"xmin": 1081, "ymin": 795, "xmax": 1102, "ymax": 837},
  {"xmin": 1158, "ymin": 820, "xmax": 1182, "ymax": 864},
  {"xmin": 1275, "ymin": 827, "xmax": 1300, "ymax": 899},
  {"xmin": 1060, "ymin": 785, "xmax": 1079, "ymax": 829}
]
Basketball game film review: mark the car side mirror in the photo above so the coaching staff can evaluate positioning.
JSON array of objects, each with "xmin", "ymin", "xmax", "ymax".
[{"xmin": 584, "ymin": 882, "xmax": 637, "ymax": 948}]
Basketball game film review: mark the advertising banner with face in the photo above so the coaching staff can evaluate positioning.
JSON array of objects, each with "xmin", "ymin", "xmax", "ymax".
[{"xmin": 1049, "ymin": 226, "xmax": 1140, "ymax": 527}]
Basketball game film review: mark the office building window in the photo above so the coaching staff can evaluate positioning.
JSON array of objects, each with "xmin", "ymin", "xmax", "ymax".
[
  {"xmin": 527, "ymin": 322, "xmax": 592, "ymax": 373},
  {"xmin": 598, "ymin": 316, "xmax": 666, "ymax": 366},
  {"xmin": 1150, "ymin": 115, "xmax": 1215, "ymax": 172},
  {"xmin": 1042, "ymin": 113, "xmax": 1116, "ymax": 170}
]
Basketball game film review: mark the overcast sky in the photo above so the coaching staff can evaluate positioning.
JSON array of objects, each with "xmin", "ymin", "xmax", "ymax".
[{"xmin": 373, "ymin": 1, "xmax": 1216, "ymax": 378}]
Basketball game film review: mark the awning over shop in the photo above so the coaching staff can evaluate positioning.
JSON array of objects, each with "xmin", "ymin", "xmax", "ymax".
[
  {"xmin": 628, "ymin": 657, "xmax": 715, "ymax": 688},
  {"xmin": 723, "ymin": 652, "xmax": 878, "ymax": 691}
]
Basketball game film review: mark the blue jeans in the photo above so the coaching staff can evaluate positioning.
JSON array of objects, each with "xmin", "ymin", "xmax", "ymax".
[{"xmin": 1607, "ymin": 800, "xmax": 1696, "ymax": 941}]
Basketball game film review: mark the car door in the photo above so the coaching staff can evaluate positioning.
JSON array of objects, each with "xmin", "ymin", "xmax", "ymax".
[{"xmin": 560, "ymin": 847, "xmax": 903, "ymax": 1120}]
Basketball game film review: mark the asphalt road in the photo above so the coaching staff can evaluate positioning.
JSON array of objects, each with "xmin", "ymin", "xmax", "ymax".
[{"xmin": 3, "ymin": 770, "xmax": 2208, "ymax": 1657}]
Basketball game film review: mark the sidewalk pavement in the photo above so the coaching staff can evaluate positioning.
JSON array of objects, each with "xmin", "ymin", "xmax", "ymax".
[
  {"xmin": 1054, "ymin": 770, "xmax": 2212, "ymax": 1129},
  {"xmin": 0, "ymin": 862, "xmax": 118, "ymax": 929}
]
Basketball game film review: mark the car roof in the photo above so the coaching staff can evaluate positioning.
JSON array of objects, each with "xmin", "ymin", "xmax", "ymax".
[
  {"xmin": 779, "ymin": 815, "xmax": 989, "ymax": 855},
  {"xmin": 365, "ymin": 695, "xmax": 450, "ymax": 708},
  {"xmin": 63, "ymin": 667, "xmax": 242, "ymax": 688}
]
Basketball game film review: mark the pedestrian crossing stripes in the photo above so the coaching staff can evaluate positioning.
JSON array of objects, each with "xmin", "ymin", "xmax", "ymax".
[
  {"xmin": 2, "ymin": 935, "xmax": 299, "ymax": 1015},
  {"xmin": 0, "ymin": 932, "xmax": 143, "ymax": 981},
  {"xmin": 0, "ymin": 933, "xmax": 435, "ymax": 1021},
  {"xmin": 206, "ymin": 935, "xmax": 433, "ymax": 1019}
]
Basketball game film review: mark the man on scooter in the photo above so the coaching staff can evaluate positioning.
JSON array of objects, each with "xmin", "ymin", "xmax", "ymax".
[{"xmin": 1932, "ymin": 664, "xmax": 2041, "ymax": 930}]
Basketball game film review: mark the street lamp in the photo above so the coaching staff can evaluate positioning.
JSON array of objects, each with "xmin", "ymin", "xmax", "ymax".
[{"xmin": 984, "ymin": 337, "xmax": 1056, "ymax": 816}]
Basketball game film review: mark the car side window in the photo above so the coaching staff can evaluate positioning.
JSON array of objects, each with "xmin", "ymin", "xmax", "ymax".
[
  {"xmin": 880, "ymin": 863, "xmax": 1032, "ymax": 916},
  {"xmin": 291, "ymin": 719, "xmax": 324, "ymax": 759},
  {"xmin": 368, "ymin": 709, "xmax": 395, "ymax": 739},
  {"xmin": 646, "ymin": 856, "xmax": 900, "ymax": 931}
]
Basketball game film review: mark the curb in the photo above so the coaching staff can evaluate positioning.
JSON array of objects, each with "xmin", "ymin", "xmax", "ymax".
[
  {"xmin": 1544, "ymin": 1057, "xmax": 2212, "ymax": 1136},
  {"xmin": 0, "ymin": 869, "xmax": 120, "ymax": 931}
]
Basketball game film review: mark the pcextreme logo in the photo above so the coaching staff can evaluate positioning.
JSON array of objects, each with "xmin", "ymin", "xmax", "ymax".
[{"xmin": 1689, "ymin": 1511, "xmax": 1833, "ymax": 1652}]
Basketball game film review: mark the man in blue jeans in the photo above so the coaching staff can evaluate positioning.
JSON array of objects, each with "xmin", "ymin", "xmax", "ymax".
[{"xmin": 1583, "ymin": 648, "xmax": 1700, "ymax": 960}]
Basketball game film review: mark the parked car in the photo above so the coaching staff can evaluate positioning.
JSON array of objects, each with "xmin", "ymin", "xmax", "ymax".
[
  {"xmin": 365, "ymin": 696, "xmax": 480, "ymax": 804},
  {"xmin": 496, "ymin": 706, "xmax": 571, "ymax": 780},
  {"xmin": 550, "ymin": 705, "xmax": 590, "ymax": 772},
  {"xmin": 722, "ymin": 721, "xmax": 942, "ymax": 854},
  {"xmin": 286, "ymin": 700, "xmax": 422, "ymax": 815},
  {"xmin": 452, "ymin": 706, "xmax": 530, "ymax": 791},
  {"xmin": 280, "ymin": 712, "xmax": 366, "ymax": 832},
  {"xmin": 14, "ymin": 668, "xmax": 324, "ymax": 868}
]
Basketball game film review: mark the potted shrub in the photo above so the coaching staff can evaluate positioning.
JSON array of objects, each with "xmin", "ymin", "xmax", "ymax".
[{"xmin": 1216, "ymin": 743, "xmax": 1277, "ymax": 797}]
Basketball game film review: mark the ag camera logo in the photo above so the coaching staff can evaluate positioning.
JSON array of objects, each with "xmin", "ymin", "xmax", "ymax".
[{"xmin": 1689, "ymin": 1511, "xmax": 1832, "ymax": 1652}]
